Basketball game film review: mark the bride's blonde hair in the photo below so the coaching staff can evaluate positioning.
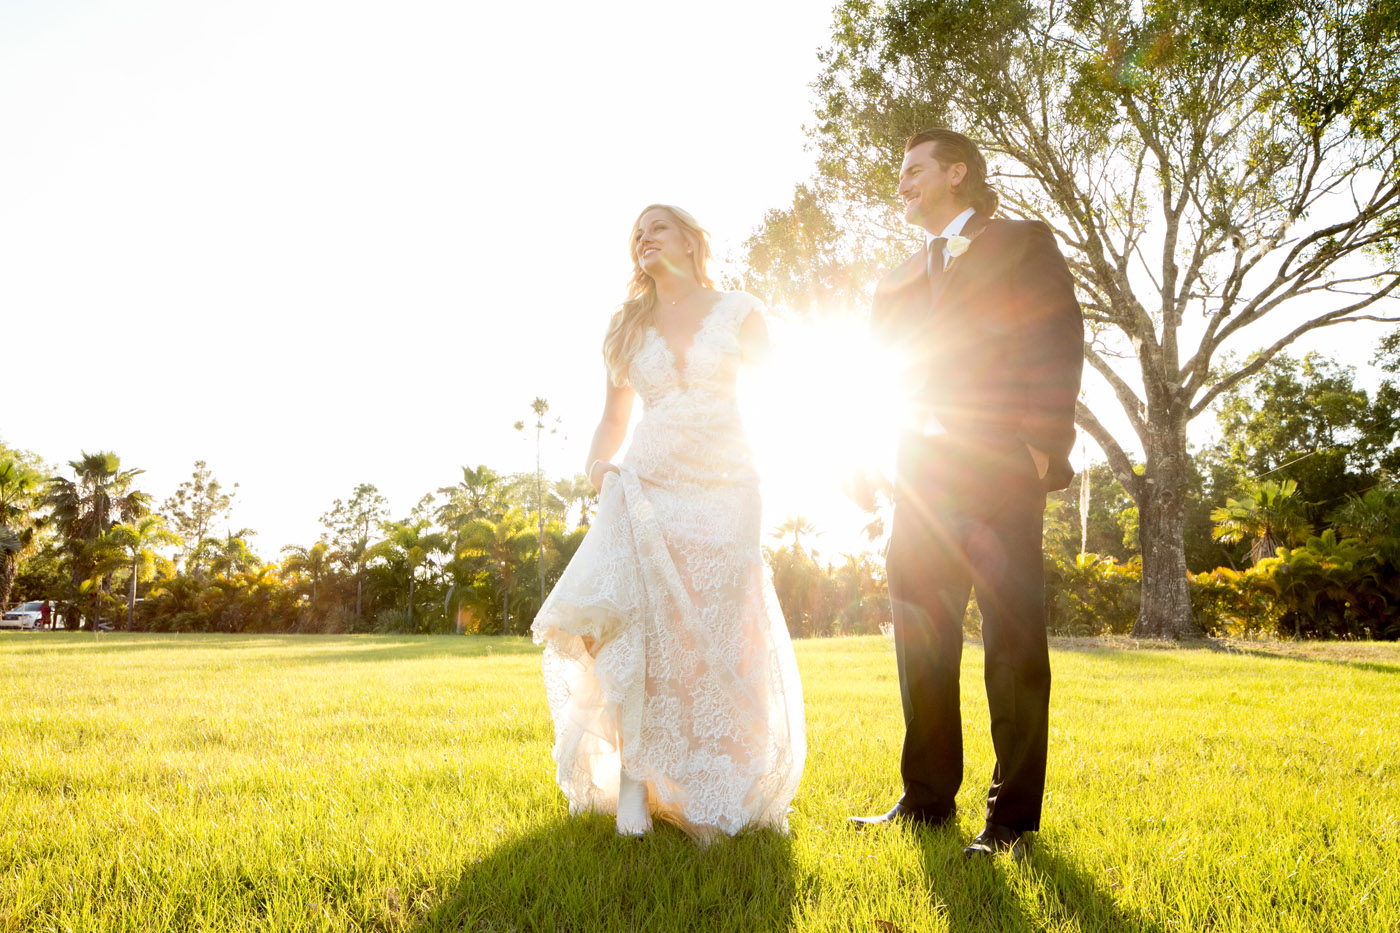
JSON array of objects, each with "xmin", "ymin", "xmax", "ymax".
[{"xmin": 602, "ymin": 204, "xmax": 715, "ymax": 386}]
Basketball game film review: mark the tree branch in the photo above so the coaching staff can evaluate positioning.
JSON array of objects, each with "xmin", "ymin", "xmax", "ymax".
[{"xmin": 1075, "ymin": 402, "xmax": 1142, "ymax": 501}]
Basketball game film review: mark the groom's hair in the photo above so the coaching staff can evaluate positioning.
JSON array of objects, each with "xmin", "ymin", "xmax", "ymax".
[{"xmin": 905, "ymin": 129, "xmax": 999, "ymax": 217}]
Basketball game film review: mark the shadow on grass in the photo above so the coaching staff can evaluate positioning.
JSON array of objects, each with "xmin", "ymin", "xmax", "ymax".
[
  {"xmin": 1048, "ymin": 635, "xmax": 1400, "ymax": 675},
  {"xmin": 413, "ymin": 815, "xmax": 797, "ymax": 933},
  {"xmin": 1205, "ymin": 641, "xmax": 1400, "ymax": 676},
  {"xmin": 911, "ymin": 827, "xmax": 1165, "ymax": 933}
]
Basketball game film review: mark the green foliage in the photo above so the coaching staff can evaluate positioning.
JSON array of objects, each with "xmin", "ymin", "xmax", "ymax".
[
  {"xmin": 1046, "ymin": 462, "xmax": 1140, "ymax": 564},
  {"xmin": 1189, "ymin": 566, "xmax": 1285, "ymax": 637},
  {"xmin": 1213, "ymin": 352, "xmax": 1397, "ymax": 512},
  {"xmin": 1044, "ymin": 553, "xmax": 1142, "ymax": 636},
  {"xmin": 12, "ymin": 442, "xmax": 1400, "ymax": 642},
  {"xmin": 1210, "ymin": 478, "xmax": 1314, "ymax": 565},
  {"xmin": 161, "ymin": 460, "xmax": 237, "ymax": 572},
  {"xmin": 1331, "ymin": 487, "xmax": 1400, "ymax": 565},
  {"xmin": 1255, "ymin": 530, "xmax": 1398, "ymax": 639},
  {"xmin": 99, "ymin": 514, "xmax": 182, "ymax": 630},
  {"xmin": 39, "ymin": 450, "xmax": 153, "ymax": 628},
  {"xmin": 0, "ymin": 450, "xmax": 46, "ymax": 607},
  {"xmin": 1189, "ymin": 522, "xmax": 1400, "ymax": 639},
  {"xmin": 766, "ymin": 544, "xmax": 889, "ymax": 638}
]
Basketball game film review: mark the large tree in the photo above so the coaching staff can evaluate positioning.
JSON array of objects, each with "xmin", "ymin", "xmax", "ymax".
[
  {"xmin": 161, "ymin": 460, "xmax": 237, "ymax": 574},
  {"xmin": 747, "ymin": 0, "xmax": 1400, "ymax": 636},
  {"xmin": 320, "ymin": 483, "xmax": 388, "ymax": 619},
  {"xmin": 515, "ymin": 397, "xmax": 561, "ymax": 607},
  {"xmin": 1213, "ymin": 351, "xmax": 1396, "ymax": 509}
]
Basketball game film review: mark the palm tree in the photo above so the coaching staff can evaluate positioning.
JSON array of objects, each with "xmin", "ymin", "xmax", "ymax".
[
  {"xmin": 772, "ymin": 516, "xmax": 820, "ymax": 555},
  {"xmin": 280, "ymin": 541, "xmax": 331, "ymax": 617},
  {"xmin": 100, "ymin": 516, "xmax": 181, "ymax": 630},
  {"xmin": 456, "ymin": 509, "xmax": 535, "ymax": 633},
  {"xmin": 1211, "ymin": 479, "xmax": 1314, "ymax": 566},
  {"xmin": 553, "ymin": 474, "xmax": 599, "ymax": 528},
  {"xmin": 516, "ymin": 397, "xmax": 560, "ymax": 604},
  {"xmin": 1330, "ymin": 488, "xmax": 1400, "ymax": 565},
  {"xmin": 375, "ymin": 519, "xmax": 449, "ymax": 629},
  {"xmin": 43, "ymin": 451, "xmax": 151, "ymax": 625},
  {"xmin": 192, "ymin": 529, "xmax": 261, "ymax": 578},
  {"xmin": 0, "ymin": 457, "xmax": 43, "ymax": 608},
  {"xmin": 44, "ymin": 451, "xmax": 151, "ymax": 544},
  {"xmin": 436, "ymin": 465, "xmax": 505, "ymax": 526}
]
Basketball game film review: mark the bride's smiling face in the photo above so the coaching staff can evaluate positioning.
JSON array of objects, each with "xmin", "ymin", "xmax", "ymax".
[{"xmin": 634, "ymin": 209, "xmax": 694, "ymax": 279}]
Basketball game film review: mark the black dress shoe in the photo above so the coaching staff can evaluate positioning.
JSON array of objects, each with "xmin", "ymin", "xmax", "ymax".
[
  {"xmin": 848, "ymin": 803, "xmax": 954, "ymax": 830},
  {"xmin": 962, "ymin": 823, "xmax": 1031, "ymax": 860}
]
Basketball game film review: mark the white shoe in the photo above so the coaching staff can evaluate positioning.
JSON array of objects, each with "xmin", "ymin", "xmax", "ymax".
[{"xmin": 616, "ymin": 771, "xmax": 651, "ymax": 837}]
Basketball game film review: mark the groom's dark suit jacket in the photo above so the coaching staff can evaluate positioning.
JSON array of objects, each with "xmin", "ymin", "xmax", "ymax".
[{"xmin": 871, "ymin": 214, "xmax": 1083, "ymax": 491}]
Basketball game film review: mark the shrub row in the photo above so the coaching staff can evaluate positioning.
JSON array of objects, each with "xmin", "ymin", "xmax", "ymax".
[{"xmin": 1043, "ymin": 533, "xmax": 1400, "ymax": 640}]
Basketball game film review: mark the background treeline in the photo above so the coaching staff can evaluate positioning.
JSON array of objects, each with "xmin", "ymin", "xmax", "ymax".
[{"xmin": 2, "ymin": 343, "xmax": 1399, "ymax": 640}]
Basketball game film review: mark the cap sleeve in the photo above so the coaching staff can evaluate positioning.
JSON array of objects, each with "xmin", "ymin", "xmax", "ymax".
[{"xmin": 729, "ymin": 291, "xmax": 764, "ymax": 332}]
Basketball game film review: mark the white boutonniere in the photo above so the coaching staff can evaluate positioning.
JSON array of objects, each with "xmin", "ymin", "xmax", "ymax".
[{"xmin": 946, "ymin": 235, "xmax": 972, "ymax": 259}]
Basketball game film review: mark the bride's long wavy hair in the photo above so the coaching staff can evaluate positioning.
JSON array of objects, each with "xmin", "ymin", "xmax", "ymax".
[{"xmin": 602, "ymin": 204, "xmax": 715, "ymax": 387}]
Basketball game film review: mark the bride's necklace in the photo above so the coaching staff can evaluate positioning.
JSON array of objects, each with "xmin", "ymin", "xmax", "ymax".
[{"xmin": 661, "ymin": 283, "xmax": 705, "ymax": 307}]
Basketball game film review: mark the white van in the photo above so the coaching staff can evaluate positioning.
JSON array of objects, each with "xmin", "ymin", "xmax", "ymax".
[{"xmin": 0, "ymin": 601, "xmax": 46, "ymax": 630}]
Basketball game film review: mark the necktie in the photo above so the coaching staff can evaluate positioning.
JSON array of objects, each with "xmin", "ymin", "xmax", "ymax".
[
  {"xmin": 927, "ymin": 237, "xmax": 948, "ymax": 311},
  {"xmin": 926, "ymin": 237, "xmax": 947, "ymax": 281}
]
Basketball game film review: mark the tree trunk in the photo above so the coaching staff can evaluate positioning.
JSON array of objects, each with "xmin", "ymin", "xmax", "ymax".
[
  {"xmin": 126, "ymin": 559, "xmax": 137, "ymax": 631},
  {"xmin": 0, "ymin": 554, "xmax": 17, "ymax": 610},
  {"xmin": 1132, "ymin": 419, "xmax": 1200, "ymax": 639},
  {"xmin": 407, "ymin": 574, "xmax": 415, "ymax": 629}
]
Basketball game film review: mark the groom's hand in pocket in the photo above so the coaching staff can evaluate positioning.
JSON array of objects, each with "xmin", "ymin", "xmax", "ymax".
[{"xmin": 1026, "ymin": 444, "xmax": 1050, "ymax": 480}]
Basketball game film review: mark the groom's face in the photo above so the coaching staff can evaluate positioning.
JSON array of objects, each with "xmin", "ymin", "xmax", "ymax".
[{"xmin": 899, "ymin": 142, "xmax": 966, "ymax": 233}]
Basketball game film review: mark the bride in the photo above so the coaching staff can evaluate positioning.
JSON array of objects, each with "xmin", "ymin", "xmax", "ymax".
[{"xmin": 531, "ymin": 204, "xmax": 806, "ymax": 840}]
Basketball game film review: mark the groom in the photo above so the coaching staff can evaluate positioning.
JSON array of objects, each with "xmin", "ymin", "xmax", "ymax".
[{"xmin": 850, "ymin": 128, "xmax": 1083, "ymax": 858}]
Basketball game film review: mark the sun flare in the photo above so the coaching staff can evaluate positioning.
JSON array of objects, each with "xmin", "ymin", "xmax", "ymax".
[{"xmin": 740, "ymin": 312, "xmax": 912, "ymax": 557}]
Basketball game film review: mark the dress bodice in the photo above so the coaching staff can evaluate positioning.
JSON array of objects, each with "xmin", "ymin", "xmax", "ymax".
[
  {"xmin": 627, "ymin": 291, "xmax": 756, "ymax": 405},
  {"xmin": 623, "ymin": 291, "xmax": 762, "ymax": 489}
]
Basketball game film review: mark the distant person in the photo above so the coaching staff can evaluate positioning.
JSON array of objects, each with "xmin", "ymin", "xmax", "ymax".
[
  {"xmin": 848, "ymin": 129, "xmax": 1084, "ymax": 859},
  {"xmin": 40, "ymin": 600, "xmax": 51, "ymax": 629},
  {"xmin": 531, "ymin": 204, "xmax": 806, "ymax": 840}
]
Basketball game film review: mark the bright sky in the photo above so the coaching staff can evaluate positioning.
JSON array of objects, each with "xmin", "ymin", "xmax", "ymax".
[
  {"xmin": 0, "ymin": 0, "xmax": 891, "ymax": 558},
  {"xmin": 3, "ymin": 0, "xmax": 1393, "ymax": 561}
]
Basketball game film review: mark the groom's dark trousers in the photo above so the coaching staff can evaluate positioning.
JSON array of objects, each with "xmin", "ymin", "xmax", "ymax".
[{"xmin": 872, "ymin": 214, "xmax": 1083, "ymax": 833}]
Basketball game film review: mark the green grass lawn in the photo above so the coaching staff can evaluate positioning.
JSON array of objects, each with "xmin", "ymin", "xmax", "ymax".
[{"xmin": 1, "ymin": 632, "xmax": 1396, "ymax": 932}]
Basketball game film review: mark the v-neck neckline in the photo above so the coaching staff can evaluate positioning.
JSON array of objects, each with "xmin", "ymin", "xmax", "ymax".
[{"xmin": 654, "ymin": 291, "xmax": 727, "ymax": 379}]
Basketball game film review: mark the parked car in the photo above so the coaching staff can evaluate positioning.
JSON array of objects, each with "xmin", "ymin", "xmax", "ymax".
[{"xmin": 1, "ymin": 601, "xmax": 46, "ymax": 630}]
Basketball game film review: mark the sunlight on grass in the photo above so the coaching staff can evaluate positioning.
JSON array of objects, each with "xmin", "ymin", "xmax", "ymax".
[{"xmin": 1, "ymin": 633, "xmax": 1396, "ymax": 931}]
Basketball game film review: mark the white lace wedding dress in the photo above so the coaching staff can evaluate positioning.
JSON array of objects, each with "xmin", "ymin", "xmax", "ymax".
[{"xmin": 531, "ymin": 291, "xmax": 806, "ymax": 840}]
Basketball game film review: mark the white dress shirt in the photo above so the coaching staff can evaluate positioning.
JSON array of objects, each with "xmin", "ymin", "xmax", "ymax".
[{"xmin": 928, "ymin": 206, "xmax": 977, "ymax": 271}]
